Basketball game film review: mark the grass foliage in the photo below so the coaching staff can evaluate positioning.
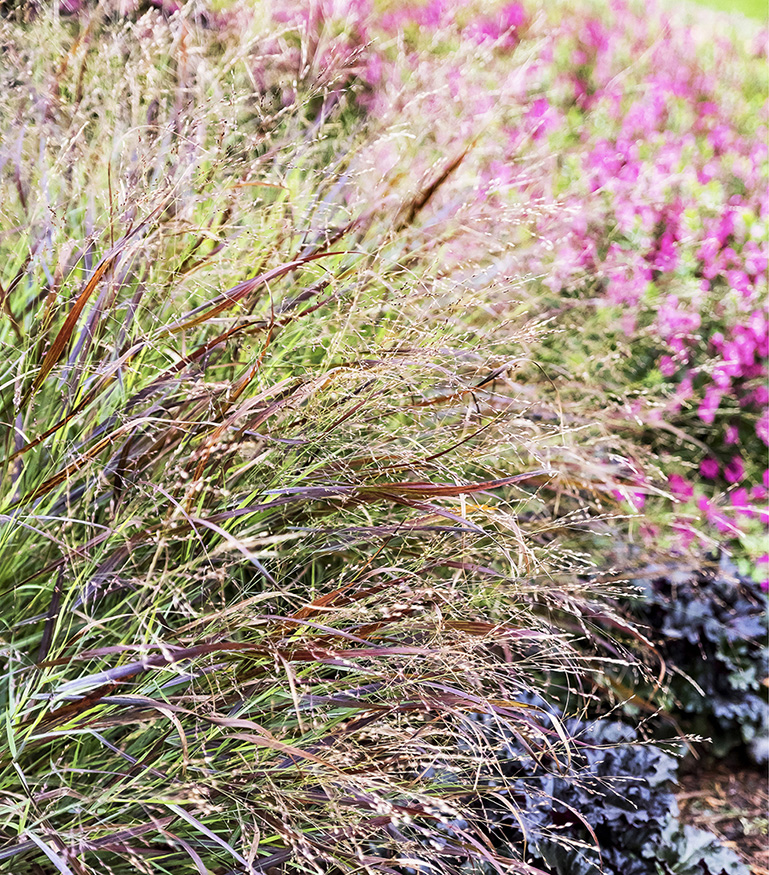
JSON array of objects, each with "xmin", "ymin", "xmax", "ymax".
[{"xmin": 0, "ymin": 3, "xmax": 644, "ymax": 872}]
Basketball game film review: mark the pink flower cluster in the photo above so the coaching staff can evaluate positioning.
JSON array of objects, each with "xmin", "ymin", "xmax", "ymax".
[
  {"xmin": 259, "ymin": 0, "xmax": 767, "ymax": 574},
  {"xmin": 383, "ymin": 0, "xmax": 767, "ymax": 569}
]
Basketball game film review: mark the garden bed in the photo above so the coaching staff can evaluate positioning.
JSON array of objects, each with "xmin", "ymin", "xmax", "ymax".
[{"xmin": 0, "ymin": 1, "xmax": 765, "ymax": 873}]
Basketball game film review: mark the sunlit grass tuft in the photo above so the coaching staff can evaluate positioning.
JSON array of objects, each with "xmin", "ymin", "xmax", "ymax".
[{"xmin": 0, "ymin": 4, "xmax": 654, "ymax": 873}]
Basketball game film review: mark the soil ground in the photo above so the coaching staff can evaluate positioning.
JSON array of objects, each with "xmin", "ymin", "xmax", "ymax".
[{"xmin": 677, "ymin": 758, "xmax": 768, "ymax": 873}]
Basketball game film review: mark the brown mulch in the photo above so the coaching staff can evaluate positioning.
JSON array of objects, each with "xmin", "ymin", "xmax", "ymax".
[{"xmin": 677, "ymin": 758, "xmax": 769, "ymax": 874}]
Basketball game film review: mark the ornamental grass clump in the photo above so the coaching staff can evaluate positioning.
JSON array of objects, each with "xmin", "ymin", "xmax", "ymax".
[{"xmin": 0, "ymin": 4, "xmax": 646, "ymax": 873}]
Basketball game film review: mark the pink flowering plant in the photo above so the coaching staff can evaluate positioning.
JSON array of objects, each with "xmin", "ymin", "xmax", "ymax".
[{"xmin": 297, "ymin": 0, "xmax": 769, "ymax": 584}]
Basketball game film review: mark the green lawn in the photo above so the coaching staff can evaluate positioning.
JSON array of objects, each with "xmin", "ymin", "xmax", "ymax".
[{"xmin": 691, "ymin": 0, "xmax": 767, "ymax": 21}]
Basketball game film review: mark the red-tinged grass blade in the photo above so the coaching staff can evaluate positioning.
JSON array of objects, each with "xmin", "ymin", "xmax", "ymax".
[
  {"xmin": 8, "ymin": 273, "xmax": 294, "ymax": 466},
  {"xmin": 289, "ymin": 577, "xmax": 400, "ymax": 622},
  {"xmin": 259, "ymin": 470, "xmax": 549, "ymax": 516},
  {"xmin": 360, "ymin": 470, "xmax": 551, "ymax": 498},
  {"xmin": 10, "ymin": 419, "xmax": 144, "ymax": 507},
  {"xmin": 5, "ymin": 338, "xmax": 151, "ymax": 463},
  {"xmin": 0, "ymin": 840, "xmax": 42, "ymax": 866},
  {"xmin": 20, "ymin": 207, "xmax": 166, "ymax": 406},
  {"xmin": 395, "ymin": 146, "xmax": 471, "ymax": 231},
  {"xmin": 163, "ymin": 250, "xmax": 346, "ymax": 335},
  {"xmin": 40, "ymin": 640, "xmax": 435, "ymax": 700}
]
